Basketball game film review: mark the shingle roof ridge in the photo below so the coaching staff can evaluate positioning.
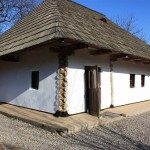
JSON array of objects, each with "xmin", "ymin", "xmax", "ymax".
[{"xmin": 0, "ymin": 0, "xmax": 150, "ymax": 60}]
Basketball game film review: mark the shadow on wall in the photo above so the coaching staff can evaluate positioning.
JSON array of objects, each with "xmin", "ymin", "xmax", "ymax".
[
  {"xmin": 0, "ymin": 63, "xmax": 57, "ymax": 101},
  {"xmin": 69, "ymin": 54, "xmax": 150, "ymax": 75},
  {"xmin": 0, "ymin": 48, "xmax": 58, "ymax": 114}
]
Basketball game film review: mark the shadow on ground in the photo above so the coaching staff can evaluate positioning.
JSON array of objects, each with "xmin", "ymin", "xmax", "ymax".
[
  {"xmin": 0, "ymin": 143, "xmax": 21, "ymax": 150},
  {"xmin": 65, "ymin": 125, "xmax": 150, "ymax": 150}
]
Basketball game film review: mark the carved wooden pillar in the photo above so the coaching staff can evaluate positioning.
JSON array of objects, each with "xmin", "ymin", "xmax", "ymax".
[
  {"xmin": 54, "ymin": 51, "xmax": 69, "ymax": 117},
  {"xmin": 110, "ymin": 60, "xmax": 114, "ymax": 108}
]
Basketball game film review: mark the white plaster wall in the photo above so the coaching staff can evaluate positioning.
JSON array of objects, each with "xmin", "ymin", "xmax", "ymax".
[
  {"xmin": 1, "ymin": 46, "xmax": 149, "ymax": 115},
  {"xmin": 0, "ymin": 48, "xmax": 58, "ymax": 113},
  {"xmin": 67, "ymin": 50, "xmax": 111, "ymax": 114},
  {"xmin": 113, "ymin": 60, "xmax": 150, "ymax": 106}
]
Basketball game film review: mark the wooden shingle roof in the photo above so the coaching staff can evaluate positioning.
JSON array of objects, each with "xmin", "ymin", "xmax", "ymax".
[{"xmin": 0, "ymin": 0, "xmax": 150, "ymax": 59}]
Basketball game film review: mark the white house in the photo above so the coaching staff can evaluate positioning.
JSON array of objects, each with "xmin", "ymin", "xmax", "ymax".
[{"xmin": 0, "ymin": 0, "xmax": 150, "ymax": 117}]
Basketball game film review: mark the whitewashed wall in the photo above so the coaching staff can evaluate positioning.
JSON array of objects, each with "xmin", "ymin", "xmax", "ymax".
[
  {"xmin": 67, "ymin": 50, "xmax": 111, "ymax": 114},
  {"xmin": 0, "ymin": 48, "xmax": 58, "ymax": 113},
  {"xmin": 1, "ymin": 46, "xmax": 149, "ymax": 115},
  {"xmin": 112, "ymin": 60, "xmax": 150, "ymax": 106}
]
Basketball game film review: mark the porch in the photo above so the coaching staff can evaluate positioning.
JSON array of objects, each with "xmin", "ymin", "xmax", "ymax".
[{"xmin": 0, "ymin": 100, "xmax": 149, "ymax": 135}]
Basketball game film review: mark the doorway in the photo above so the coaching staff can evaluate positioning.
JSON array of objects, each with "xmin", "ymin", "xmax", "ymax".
[{"xmin": 85, "ymin": 66, "xmax": 101, "ymax": 117}]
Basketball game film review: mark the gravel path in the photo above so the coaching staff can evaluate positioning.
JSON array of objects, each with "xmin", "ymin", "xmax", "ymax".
[{"xmin": 0, "ymin": 112, "xmax": 150, "ymax": 150}]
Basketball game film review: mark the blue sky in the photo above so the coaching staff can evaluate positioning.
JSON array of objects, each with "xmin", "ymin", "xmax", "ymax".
[{"xmin": 73, "ymin": 0, "xmax": 150, "ymax": 42}]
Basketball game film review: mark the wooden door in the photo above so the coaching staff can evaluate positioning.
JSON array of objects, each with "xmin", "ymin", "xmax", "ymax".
[{"xmin": 85, "ymin": 66, "xmax": 101, "ymax": 117}]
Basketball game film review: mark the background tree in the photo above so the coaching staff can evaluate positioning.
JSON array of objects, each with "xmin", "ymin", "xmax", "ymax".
[
  {"xmin": 113, "ymin": 14, "xmax": 141, "ymax": 35},
  {"xmin": 112, "ymin": 14, "xmax": 149, "ymax": 43},
  {"xmin": 0, "ymin": 0, "xmax": 11, "ymax": 24},
  {"xmin": 0, "ymin": 0, "xmax": 40, "ymax": 34},
  {"xmin": 11, "ymin": 0, "xmax": 37, "ymax": 23}
]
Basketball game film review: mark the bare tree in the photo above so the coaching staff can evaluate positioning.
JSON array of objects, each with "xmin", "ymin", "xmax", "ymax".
[
  {"xmin": 0, "ymin": 0, "xmax": 12, "ymax": 23},
  {"xmin": 112, "ymin": 14, "xmax": 149, "ymax": 42},
  {"xmin": 0, "ymin": 0, "xmax": 39, "ymax": 34},
  {"xmin": 11, "ymin": 0, "xmax": 37, "ymax": 23}
]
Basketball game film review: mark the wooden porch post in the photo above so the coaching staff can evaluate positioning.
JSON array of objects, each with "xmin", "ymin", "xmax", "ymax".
[
  {"xmin": 54, "ymin": 51, "xmax": 69, "ymax": 117},
  {"xmin": 110, "ymin": 60, "xmax": 114, "ymax": 108}
]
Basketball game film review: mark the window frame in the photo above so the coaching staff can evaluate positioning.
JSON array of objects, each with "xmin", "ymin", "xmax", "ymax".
[
  {"xmin": 141, "ymin": 74, "xmax": 145, "ymax": 87},
  {"xmin": 130, "ymin": 74, "xmax": 135, "ymax": 88},
  {"xmin": 31, "ymin": 71, "xmax": 39, "ymax": 90}
]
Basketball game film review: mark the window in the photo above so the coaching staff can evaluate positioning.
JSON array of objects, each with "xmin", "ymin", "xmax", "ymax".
[
  {"xmin": 31, "ymin": 71, "xmax": 39, "ymax": 90},
  {"xmin": 141, "ymin": 75, "xmax": 145, "ymax": 87},
  {"xmin": 130, "ymin": 74, "xmax": 135, "ymax": 88},
  {"xmin": 99, "ymin": 18, "xmax": 107, "ymax": 23}
]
